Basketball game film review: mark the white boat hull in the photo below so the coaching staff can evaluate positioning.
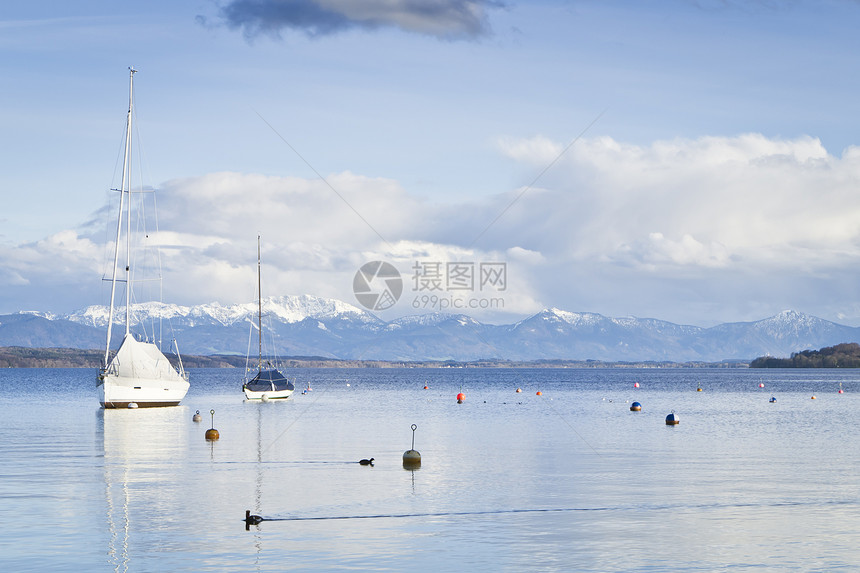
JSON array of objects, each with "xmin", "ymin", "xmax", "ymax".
[
  {"xmin": 99, "ymin": 373, "xmax": 189, "ymax": 408},
  {"xmin": 98, "ymin": 336, "xmax": 189, "ymax": 408},
  {"xmin": 243, "ymin": 387, "xmax": 293, "ymax": 401}
]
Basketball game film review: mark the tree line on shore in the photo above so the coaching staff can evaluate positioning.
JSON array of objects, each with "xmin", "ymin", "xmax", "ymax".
[
  {"xmin": 750, "ymin": 342, "xmax": 860, "ymax": 368},
  {"xmin": 0, "ymin": 346, "xmax": 749, "ymax": 368}
]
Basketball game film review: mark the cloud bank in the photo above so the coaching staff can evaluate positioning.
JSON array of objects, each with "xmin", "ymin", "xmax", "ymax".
[
  {"xmin": 5, "ymin": 132, "xmax": 860, "ymax": 326},
  {"xmin": 211, "ymin": 0, "xmax": 502, "ymax": 40}
]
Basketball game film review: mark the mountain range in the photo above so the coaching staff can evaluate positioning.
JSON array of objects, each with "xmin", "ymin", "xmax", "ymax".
[{"xmin": 1, "ymin": 295, "xmax": 858, "ymax": 363}]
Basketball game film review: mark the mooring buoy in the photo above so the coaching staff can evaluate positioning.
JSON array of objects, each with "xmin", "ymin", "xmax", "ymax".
[
  {"xmin": 456, "ymin": 392, "xmax": 465, "ymax": 404},
  {"xmin": 359, "ymin": 458, "xmax": 374, "ymax": 466},
  {"xmin": 403, "ymin": 450, "xmax": 421, "ymax": 468},
  {"xmin": 630, "ymin": 401, "xmax": 642, "ymax": 412},
  {"xmin": 205, "ymin": 409, "xmax": 220, "ymax": 440},
  {"xmin": 193, "ymin": 410, "xmax": 202, "ymax": 422},
  {"xmin": 403, "ymin": 424, "xmax": 421, "ymax": 468},
  {"xmin": 665, "ymin": 411, "xmax": 679, "ymax": 425},
  {"xmin": 127, "ymin": 402, "xmax": 138, "ymax": 409}
]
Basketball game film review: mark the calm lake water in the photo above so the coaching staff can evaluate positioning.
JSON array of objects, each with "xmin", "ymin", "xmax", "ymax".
[{"xmin": 2, "ymin": 367, "xmax": 860, "ymax": 572}]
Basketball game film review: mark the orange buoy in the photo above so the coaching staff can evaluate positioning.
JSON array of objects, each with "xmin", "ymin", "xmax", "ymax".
[
  {"xmin": 516, "ymin": 388, "xmax": 522, "ymax": 393},
  {"xmin": 536, "ymin": 391, "xmax": 542, "ymax": 396},
  {"xmin": 811, "ymin": 395, "xmax": 816, "ymax": 400},
  {"xmin": 456, "ymin": 392, "xmax": 465, "ymax": 403},
  {"xmin": 423, "ymin": 385, "xmax": 429, "ymax": 390}
]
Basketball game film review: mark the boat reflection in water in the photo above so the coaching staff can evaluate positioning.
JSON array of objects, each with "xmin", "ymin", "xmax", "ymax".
[{"xmin": 99, "ymin": 407, "xmax": 188, "ymax": 572}]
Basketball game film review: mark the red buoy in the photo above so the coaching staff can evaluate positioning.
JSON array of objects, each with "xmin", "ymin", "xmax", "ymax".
[
  {"xmin": 423, "ymin": 385, "xmax": 429, "ymax": 390},
  {"xmin": 536, "ymin": 391, "xmax": 542, "ymax": 396},
  {"xmin": 456, "ymin": 392, "xmax": 465, "ymax": 403},
  {"xmin": 634, "ymin": 382, "xmax": 640, "ymax": 388}
]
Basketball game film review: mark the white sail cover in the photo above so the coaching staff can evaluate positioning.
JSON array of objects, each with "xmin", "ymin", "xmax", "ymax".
[{"xmin": 106, "ymin": 334, "xmax": 184, "ymax": 381}]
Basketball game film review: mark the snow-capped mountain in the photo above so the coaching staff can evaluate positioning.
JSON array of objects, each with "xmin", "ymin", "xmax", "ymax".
[
  {"xmin": 2, "ymin": 297, "xmax": 859, "ymax": 362},
  {"xmin": 66, "ymin": 294, "xmax": 382, "ymax": 329}
]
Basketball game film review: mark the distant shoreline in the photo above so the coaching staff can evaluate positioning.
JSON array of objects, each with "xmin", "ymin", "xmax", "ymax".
[{"xmin": 0, "ymin": 346, "xmax": 749, "ymax": 369}]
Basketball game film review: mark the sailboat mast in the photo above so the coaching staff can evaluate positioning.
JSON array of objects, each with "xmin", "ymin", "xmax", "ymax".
[
  {"xmin": 257, "ymin": 235, "xmax": 263, "ymax": 371},
  {"xmin": 103, "ymin": 67, "xmax": 136, "ymax": 365},
  {"xmin": 124, "ymin": 68, "xmax": 135, "ymax": 337}
]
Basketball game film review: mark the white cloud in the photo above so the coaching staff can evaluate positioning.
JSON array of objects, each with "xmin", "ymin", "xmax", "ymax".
[
  {"xmin": 5, "ymin": 133, "xmax": 860, "ymax": 325},
  {"xmin": 496, "ymin": 133, "xmax": 860, "ymax": 268},
  {"xmin": 506, "ymin": 245, "xmax": 544, "ymax": 264}
]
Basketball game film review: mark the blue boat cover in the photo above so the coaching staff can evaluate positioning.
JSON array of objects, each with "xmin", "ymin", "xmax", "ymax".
[{"xmin": 245, "ymin": 369, "xmax": 295, "ymax": 392}]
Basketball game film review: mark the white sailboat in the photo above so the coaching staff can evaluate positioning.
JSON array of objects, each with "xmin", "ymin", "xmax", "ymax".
[
  {"xmin": 242, "ymin": 236, "xmax": 295, "ymax": 401},
  {"xmin": 97, "ymin": 68, "xmax": 189, "ymax": 408}
]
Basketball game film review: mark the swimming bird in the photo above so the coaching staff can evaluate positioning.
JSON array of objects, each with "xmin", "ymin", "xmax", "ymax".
[
  {"xmin": 359, "ymin": 458, "xmax": 374, "ymax": 466},
  {"xmin": 245, "ymin": 510, "xmax": 264, "ymax": 529}
]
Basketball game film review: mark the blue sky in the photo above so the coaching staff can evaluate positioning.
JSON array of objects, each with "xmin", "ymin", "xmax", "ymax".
[{"xmin": 3, "ymin": 0, "xmax": 860, "ymax": 327}]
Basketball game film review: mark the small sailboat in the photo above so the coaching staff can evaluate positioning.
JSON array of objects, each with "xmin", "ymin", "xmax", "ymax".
[
  {"xmin": 243, "ymin": 236, "xmax": 295, "ymax": 401},
  {"xmin": 97, "ymin": 68, "xmax": 189, "ymax": 408}
]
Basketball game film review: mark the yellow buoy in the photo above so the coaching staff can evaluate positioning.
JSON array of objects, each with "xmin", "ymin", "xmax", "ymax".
[
  {"xmin": 403, "ymin": 449, "xmax": 421, "ymax": 468},
  {"xmin": 205, "ymin": 409, "xmax": 219, "ymax": 440},
  {"xmin": 403, "ymin": 424, "xmax": 421, "ymax": 468}
]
